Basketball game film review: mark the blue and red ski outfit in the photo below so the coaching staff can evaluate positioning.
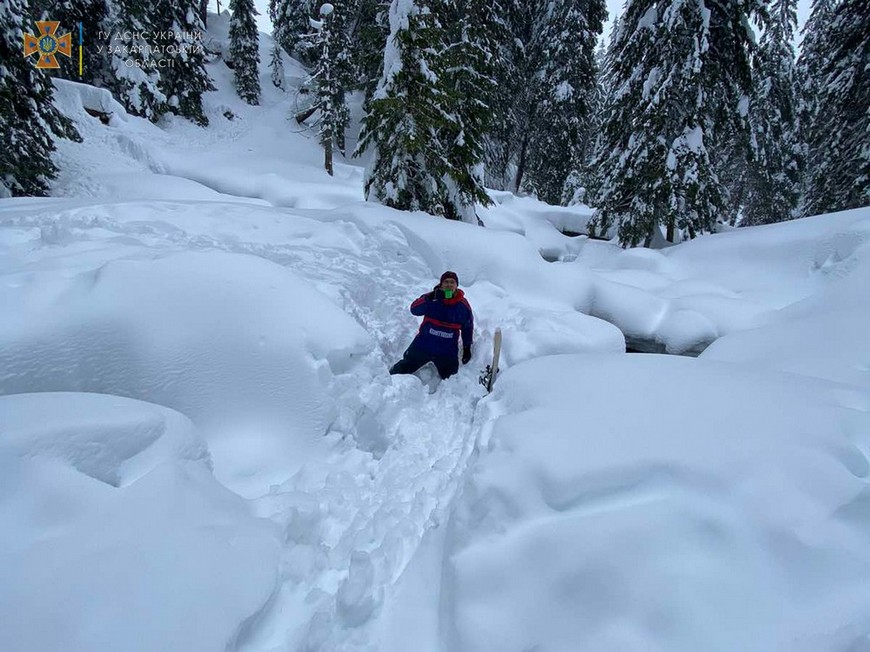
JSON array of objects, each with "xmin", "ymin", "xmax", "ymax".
[{"xmin": 390, "ymin": 271, "xmax": 473, "ymax": 380}]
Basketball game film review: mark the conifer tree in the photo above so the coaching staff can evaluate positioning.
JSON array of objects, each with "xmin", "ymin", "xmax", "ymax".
[
  {"xmin": 481, "ymin": 0, "xmax": 603, "ymax": 201},
  {"xmin": 273, "ymin": 0, "xmax": 358, "ymax": 150},
  {"xmin": 270, "ymin": 0, "xmax": 320, "ymax": 65},
  {"xmin": 439, "ymin": 0, "xmax": 498, "ymax": 218},
  {"xmin": 356, "ymin": 0, "xmax": 391, "ymax": 99},
  {"xmin": 801, "ymin": 0, "xmax": 869, "ymax": 215},
  {"xmin": 354, "ymin": 0, "xmax": 490, "ymax": 221},
  {"xmin": 494, "ymin": 1, "xmax": 546, "ymax": 193},
  {"xmin": 1, "ymin": 0, "xmax": 81, "ymax": 196},
  {"xmin": 480, "ymin": 0, "xmax": 517, "ymax": 189},
  {"xmin": 355, "ymin": 0, "xmax": 449, "ymax": 215},
  {"xmin": 230, "ymin": 0, "xmax": 261, "ymax": 104},
  {"xmin": 31, "ymin": 0, "xmax": 112, "ymax": 86},
  {"xmin": 153, "ymin": 0, "xmax": 214, "ymax": 126},
  {"xmin": 272, "ymin": 0, "xmax": 388, "ymax": 93},
  {"xmin": 523, "ymin": 0, "xmax": 606, "ymax": 204},
  {"xmin": 589, "ymin": 0, "xmax": 761, "ymax": 246},
  {"xmin": 270, "ymin": 43, "xmax": 286, "ymax": 89},
  {"xmin": 741, "ymin": 0, "xmax": 801, "ymax": 225},
  {"xmin": 311, "ymin": 3, "xmax": 350, "ymax": 175},
  {"xmin": 795, "ymin": 0, "xmax": 834, "ymax": 206},
  {"xmin": 106, "ymin": 0, "xmax": 166, "ymax": 120},
  {"xmin": 563, "ymin": 36, "xmax": 610, "ymax": 206}
]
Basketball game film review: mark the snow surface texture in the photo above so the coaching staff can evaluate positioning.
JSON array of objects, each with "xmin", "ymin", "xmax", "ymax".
[
  {"xmin": 0, "ymin": 392, "xmax": 280, "ymax": 652},
  {"xmin": 446, "ymin": 356, "xmax": 870, "ymax": 652},
  {"xmin": 2, "ymin": 12, "xmax": 870, "ymax": 652}
]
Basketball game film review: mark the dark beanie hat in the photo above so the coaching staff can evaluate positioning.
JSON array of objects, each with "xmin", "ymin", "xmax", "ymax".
[{"xmin": 440, "ymin": 270, "xmax": 459, "ymax": 285}]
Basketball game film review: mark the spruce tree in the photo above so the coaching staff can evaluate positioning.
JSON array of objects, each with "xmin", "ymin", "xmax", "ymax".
[
  {"xmin": 153, "ymin": 0, "xmax": 214, "ymax": 126},
  {"xmin": 272, "ymin": 0, "xmax": 388, "ymax": 94},
  {"xmin": 741, "ymin": 0, "xmax": 801, "ymax": 225},
  {"xmin": 563, "ymin": 36, "xmax": 610, "ymax": 206},
  {"xmin": 106, "ymin": 0, "xmax": 166, "ymax": 120},
  {"xmin": 795, "ymin": 0, "xmax": 834, "ymax": 205},
  {"xmin": 230, "ymin": 0, "xmax": 261, "ymax": 105},
  {"xmin": 479, "ymin": 0, "xmax": 516, "ymax": 190},
  {"xmin": 1, "ymin": 0, "xmax": 81, "ymax": 196},
  {"xmin": 356, "ymin": 0, "xmax": 391, "ymax": 100},
  {"xmin": 311, "ymin": 3, "xmax": 350, "ymax": 174},
  {"xmin": 270, "ymin": 43, "xmax": 286, "ymax": 89},
  {"xmin": 270, "ymin": 0, "xmax": 319, "ymax": 65},
  {"xmin": 523, "ymin": 0, "xmax": 606, "ymax": 205},
  {"xmin": 30, "ymin": 0, "xmax": 112, "ymax": 86},
  {"xmin": 355, "ymin": 0, "xmax": 448, "ymax": 215},
  {"xmin": 496, "ymin": 0, "xmax": 546, "ymax": 193},
  {"xmin": 354, "ymin": 0, "xmax": 490, "ymax": 221},
  {"xmin": 439, "ymin": 0, "xmax": 497, "ymax": 218},
  {"xmin": 801, "ymin": 0, "xmax": 869, "ymax": 215},
  {"xmin": 715, "ymin": 122, "xmax": 752, "ymax": 225},
  {"xmin": 589, "ymin": 0, "xmax": 761, "ymax": 246},
  {"xmin": 480, "ymin": 0, "xmax": 603, "ymax": 202}
]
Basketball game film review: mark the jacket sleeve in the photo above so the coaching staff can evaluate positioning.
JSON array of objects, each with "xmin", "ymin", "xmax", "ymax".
[
  {"xmin": 461, "ymin": 301, "xmax": 474, "ymax": 348},
  {"xmin": 410, "ymin": 293, "xmax": 431, "ymax": 316}
]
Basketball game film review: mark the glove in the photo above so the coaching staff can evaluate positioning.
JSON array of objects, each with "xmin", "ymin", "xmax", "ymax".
[
  {"xmin": 433, "ymin": 288, "xmax": 445, "ymax": 301},
  {"xmin": 462, "ymin": 346, "xmax": 472, "ymax": 364}
]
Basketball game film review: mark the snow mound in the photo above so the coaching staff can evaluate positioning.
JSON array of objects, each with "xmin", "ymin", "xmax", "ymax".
[
  {"xmin": 701, "ymin": 206, "xmax": 870, "ymax": 388},
  {"xmin": 0, "ymin": 392, "xmax": 280, "ymax": 652},
  {"xmin": 480, "ymin": 192, "xmax": 593, "ymax": 261},
  {"xmin": 482, "ymin": 191, "xmax": 595, "ymax": 236},
  {"xmin": 498, "ymin": 307, "xmax": 624, "ymax": 366},
  {"xmin": 703, "ymin": 306, "xmax": 870, "ymax": 392},
  {"xmin": 53, "ymin": 78, "xmax": 130, "ymax": 125},
  {"xmin": 0, "ymin": 248, "xmax": 374, "ymax": 496},
  {"xmin": 445, "ymin": 354, "xmax": 870, "ymax": 652},
  {"xmin": 0, "ymin": 391, "xmax": 207, "ymax": 487},
  {"xmin": 569, "ymin": 206, "xmax": 870, "ymax": 355}
]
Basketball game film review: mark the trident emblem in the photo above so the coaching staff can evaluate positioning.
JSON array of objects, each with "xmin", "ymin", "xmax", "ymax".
[{"xmin": 23, "ymin": 21, "xmax": 73, "ymax": 69}]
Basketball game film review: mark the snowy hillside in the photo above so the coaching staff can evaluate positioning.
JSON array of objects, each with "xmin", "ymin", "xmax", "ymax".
[{"xmin": 3, "ymin": 13, "xmax": 870, "ymax": 652}]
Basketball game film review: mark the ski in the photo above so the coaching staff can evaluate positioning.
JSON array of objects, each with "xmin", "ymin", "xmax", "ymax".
[{"xmin": 479, "ymin": 327, "xmax": 502, "ymax": 393}]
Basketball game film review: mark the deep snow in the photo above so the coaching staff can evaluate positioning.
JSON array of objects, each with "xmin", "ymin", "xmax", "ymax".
[{"xmin": 2, "ymin": 12, "xmax": 869, "ymax": 652}]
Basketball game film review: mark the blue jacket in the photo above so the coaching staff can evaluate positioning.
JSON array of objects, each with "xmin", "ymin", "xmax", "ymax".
[{"xmin": 408, "ymin": 288, "xmax": 474, "ymax": 357}]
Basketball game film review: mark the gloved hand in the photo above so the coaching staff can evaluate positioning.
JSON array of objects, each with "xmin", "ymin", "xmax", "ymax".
[
  {"xmin": 433, "ymin": 288, "xmax": 445, "ymax": 301},
  {"xmin": 462, "ymin": 346, "xmax": 472, "ymax": 364}
]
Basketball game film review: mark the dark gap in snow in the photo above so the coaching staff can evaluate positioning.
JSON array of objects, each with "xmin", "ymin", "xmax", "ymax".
[
  {"xmin": 539, "ymin": 249, "xmax": 578, "ymax": 263},
  {"xmin": 624, "ymin": 335, "xmax": 710, "ymax": 357}
]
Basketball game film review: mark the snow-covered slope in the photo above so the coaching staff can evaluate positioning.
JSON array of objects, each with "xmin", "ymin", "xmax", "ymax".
[{"xmin": 1, "ymin": 12, "xmax": 869, "ymax": 652}]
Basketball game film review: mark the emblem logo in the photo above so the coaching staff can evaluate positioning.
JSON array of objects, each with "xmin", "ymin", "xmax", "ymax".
[{"xmin": 23, "ymin": 21, "xmax": 73, "ymax": 69}]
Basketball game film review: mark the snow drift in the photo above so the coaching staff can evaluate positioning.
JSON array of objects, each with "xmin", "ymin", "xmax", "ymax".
[
  {"xmin": 0, "ymin": 392, "xmax": 281, "ymax": 652},
  {"xmin": 445, "ymin": 354, "xmax": 870, "ymax": 652},
  {"xmin": 0, "ymin": 246, "xmax": 373, "ymax": 496}
]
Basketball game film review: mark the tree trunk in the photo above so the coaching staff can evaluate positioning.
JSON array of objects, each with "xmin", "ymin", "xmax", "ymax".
[
  {"xmin": 666, "ymin": 217, "xmax": 675, "ymax": 243},
  {"xmin": 514, "ymin": 133, "xmax": 530, "ymax": 192},
  {"xmin": 325, "ymin": 137, "xmax": 333, "ymax": 176},
  {"xmin": 199, "ymin": 0, "xmax": 208, "ymax": 25},
  {"xmin": 643, "ymin": 222, "xmax": 655, "ymax": 248},
  {"xmin": 513, "ymin": 104, "xmax": 537, "ymax": 193}
]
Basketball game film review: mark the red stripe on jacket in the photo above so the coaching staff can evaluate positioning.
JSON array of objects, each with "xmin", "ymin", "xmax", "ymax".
[{"xmin": 423, "ymin": 316, "xmax": 461, "ymax": 330}]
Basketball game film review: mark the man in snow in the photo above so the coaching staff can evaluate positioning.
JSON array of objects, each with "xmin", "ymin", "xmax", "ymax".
[{"xmin": 389, "ymin": 271, "xmax": 473, "ymax": 380}]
